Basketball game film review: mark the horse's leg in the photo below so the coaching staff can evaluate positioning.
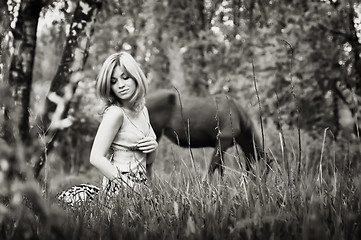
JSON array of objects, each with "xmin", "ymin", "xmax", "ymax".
[
  {"xmin": 236, "ymin": 132, "xmax": 263, "ymax": 173},
  {"xmin": 146, "ymin": 162, "xmax": 153, "ymax": 180},
  {"xmin": 208, "ymin": 138, "xmax": 233, "ymax": 176},
  {"xmin": 146, "ymin": 130, "xmax": 162, "ymax": 181},
  {"xmin": 243, "ymin": 153, "xmax": 253, "ymax": 172}
]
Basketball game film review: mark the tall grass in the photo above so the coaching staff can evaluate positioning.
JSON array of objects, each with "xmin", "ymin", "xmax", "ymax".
[
  {"xmin": 1, "ymin": 79, "xmax": 361, "ymax": 239},
  {"xmin": 1, "ymin": 129, "xmax": 361, "ymax": 240}
]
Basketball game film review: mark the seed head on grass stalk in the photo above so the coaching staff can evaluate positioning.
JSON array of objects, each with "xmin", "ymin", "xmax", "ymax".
[
  {"xmin": 251, "ymin": 59, "xmax": 265, "ymax": 158},
  {"xmin": 251, "ymin": 59, "xmax": 270, "ymax": 207},
  {"xmin": 280, "ymin": 39, "xmax": 302, "ymax": 181},
  {"xmin": 224, "ymin": 94, "xmax": 253, "ymax": 201},
  {"xmin": 174, "ymin": 87, "xmax": 203, "ymax": 189}
]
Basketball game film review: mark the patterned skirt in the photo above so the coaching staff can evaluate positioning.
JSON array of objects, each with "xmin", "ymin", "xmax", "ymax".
[{"xmin": 56, "ymin": 171, "xmax": 148, "ymax": 208}]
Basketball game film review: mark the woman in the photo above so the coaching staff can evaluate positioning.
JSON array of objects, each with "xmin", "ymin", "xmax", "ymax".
[
  {"xmin": 57, "ymin": 52, "xmax": 157, "ymax": 207},
  {"xmin": 91, "ymin": 51, "xmax": 158, "ymax": 191}
]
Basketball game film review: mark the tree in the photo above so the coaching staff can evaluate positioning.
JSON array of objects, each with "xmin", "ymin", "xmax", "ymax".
[
  {"xmin": 0, "ymin": 0, "xmax": 11, "ymax": 84},
  {"xmin": 261, "ymin": 0, "xmax": 361, "ymax": 139},
  {"xmin": 7, "ymin": 0, "xmax": 43, "ymax": 143},
  {"xmin": 192, "ymin": 0, "xmax": 361, "ymax": 141},
  {"xmin": 1, "ymin": 0, "xmax": 102, "ymax": 180},
  {"xmin": 33, "ymin": 0, "xmax": 102, "ymax": 178}
]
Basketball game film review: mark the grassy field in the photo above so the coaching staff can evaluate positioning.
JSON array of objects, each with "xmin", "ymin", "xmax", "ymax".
[{"xmin": 1, "ymin": 128, "xmax": 361, "ymax": 240}]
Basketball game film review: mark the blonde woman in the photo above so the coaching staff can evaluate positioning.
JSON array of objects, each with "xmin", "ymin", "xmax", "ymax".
[
  {"xmin": 91, "ymin": 51, "xmax": 158, "ymax": 190},
  {"xmin": 57, "ymin": 52, "xmax": 157, "ymax": 207}
]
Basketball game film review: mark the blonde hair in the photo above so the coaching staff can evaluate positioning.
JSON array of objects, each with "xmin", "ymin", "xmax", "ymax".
[{"xmin": 96, "ymin": 52, "xmax": 148, "ymax": 111}]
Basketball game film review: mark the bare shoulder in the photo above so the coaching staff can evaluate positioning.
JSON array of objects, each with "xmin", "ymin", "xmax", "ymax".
[
  {"xmin": 103, "ymin": 105, "xmax": 124, "ymax": 123},
  {"xmin": 143, "ymin": 106, "xmax": 150, "ymax": 117}
]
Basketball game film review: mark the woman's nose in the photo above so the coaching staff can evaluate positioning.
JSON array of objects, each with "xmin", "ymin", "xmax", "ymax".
[{"xmin": 117, "ymin": 79, "xmax": 125, "ymax": 88}]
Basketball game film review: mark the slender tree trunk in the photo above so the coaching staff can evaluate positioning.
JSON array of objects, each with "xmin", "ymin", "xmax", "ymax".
[
  {"xmin": 0, "ymin": 2, "xmax": 13, "ymax": 145},
  {"xmin": 167, "ymin": 40, "xmax": 186, "ymax": 93},
  {"xmin": 0, "ymin": 1, "xmax": 11, "ymax": 84},
  {"xmin": 346, "ymin": 4, "xmax": 361, "ymax": 96},
  {"xmin": 248, "ymin": 0, "xmax": 256, "ymax": 31},
  {"xmin": 194, "ymin": 0, "xmax": 208, "ymax": 96},
  {"xmin": 232, "ymin": 0, "xmax": 241, "ymax": 36},
  {"xmin": 8, "ymin": 0, "xmax": 43, "ymax": 143},
  {"xmin": 1, "ymin": 1, "xmax": 45, "ymax": 203},
  {"xmin": 33, "ymin": 0, "xmax": 102, "ymax": 179}
]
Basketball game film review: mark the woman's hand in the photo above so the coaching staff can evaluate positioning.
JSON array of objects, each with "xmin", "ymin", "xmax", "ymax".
[{"xmin": 136, "ymin": 137, "xmax": 158, "ymax": 153}]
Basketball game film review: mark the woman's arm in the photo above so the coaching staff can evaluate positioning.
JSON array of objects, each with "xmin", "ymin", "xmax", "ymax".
[{"xmin": 90, "ymin": 106, "xmax": 123, "ymax": 179}]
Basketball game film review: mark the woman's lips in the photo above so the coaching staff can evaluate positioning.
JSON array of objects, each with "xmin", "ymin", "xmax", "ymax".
[{"xmin": 119, "ymin": 89, "xmax": 128, "ymax": 95}]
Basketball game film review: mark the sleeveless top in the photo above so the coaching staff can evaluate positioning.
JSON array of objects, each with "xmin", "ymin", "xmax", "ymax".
[{"xmin": 103, "ymin": 105, "xmax": 156, "ymax": 188}]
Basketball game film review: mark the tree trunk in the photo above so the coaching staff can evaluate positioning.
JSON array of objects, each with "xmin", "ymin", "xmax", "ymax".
[
  {"xmin": 0, "ymin": 1, "xmax": 11, "ymax": 84},
  {"xmin": 167, "ymin": 40, "xmax": 186, "ymax": 93},
  {"xmin": 8, "ymin": 0, "xmax": 43, "ymax": 143},
  {"xmin": 0, "ymin": 2, "xmax": 12, "ymax": 144},
  {"xmin": 232, "ymin": 0, "xmax": 241, "ymax": 36},
  {"xmin": 346, "ymin": 3, "xmax": 361, "ymax": 96},
  {"xmin": 193, "ymin": 0, "xmax": 208, "ymax": 96},
  {"xmin": 33, "ymin": 0, "xmax": 102, "ymax": 179}
]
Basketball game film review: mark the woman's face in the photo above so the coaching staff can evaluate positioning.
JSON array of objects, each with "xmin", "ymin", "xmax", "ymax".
[{"xmin": 110, "ymin": 65, "xmax": 137, "ymax": 103}]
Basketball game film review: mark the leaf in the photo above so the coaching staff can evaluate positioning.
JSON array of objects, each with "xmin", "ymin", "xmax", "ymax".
[
  {"xmin": 79, "ymin": 1, "xmax": 91, "ymax": 15},
  {"xmin": 174, "ymin": 201, "xmax": 179, "ymax": 219}
]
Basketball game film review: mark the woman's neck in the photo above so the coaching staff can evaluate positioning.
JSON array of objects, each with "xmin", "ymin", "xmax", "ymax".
[
  {"xmin": 112, "ymin": 99, "xmax": 144, "ymax": 112},
  {"xmin": 112, "ymin": 100, "xmax": 132, "ymax": 109}
]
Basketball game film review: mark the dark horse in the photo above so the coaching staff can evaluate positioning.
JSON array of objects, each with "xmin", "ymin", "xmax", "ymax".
[{"xmin": 146, "ymin": 89, "xmax": 264, "ymax": 175}]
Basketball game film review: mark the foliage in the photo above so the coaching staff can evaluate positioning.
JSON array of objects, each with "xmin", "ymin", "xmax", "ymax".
[
  {"xmin": 256, "ymin": 1, "xmax": 361, "ymax": 137},
  {"xmin": 6, "ymin": 0, "xmax": 361, "ymax": 160},
  {"xmin": 83, "ymin": 0, "xmax": 360, "ymax": 139},
  {"xmin": 38, "ymin": 0, "xmax": 361, "ymax": 143}
]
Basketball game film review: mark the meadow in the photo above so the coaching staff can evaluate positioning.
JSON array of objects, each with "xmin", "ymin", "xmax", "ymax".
[{"xmin": 2, "ymin": 123, "xmax": 361, "ymax": 240}]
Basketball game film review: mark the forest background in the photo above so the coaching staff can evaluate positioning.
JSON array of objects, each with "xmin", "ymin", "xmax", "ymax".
[{"xmin": 1, "ymin": 0, "xmax": 361, "ymax": 239}]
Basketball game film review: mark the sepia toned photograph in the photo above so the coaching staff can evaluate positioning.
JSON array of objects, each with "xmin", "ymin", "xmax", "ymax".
[{"xmin": 1, "ymin": 0, "xmax": 361, "ymax": 239}]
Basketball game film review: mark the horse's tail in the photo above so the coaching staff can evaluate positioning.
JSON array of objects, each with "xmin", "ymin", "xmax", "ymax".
[{"xmin": 232, "ymin": 100, "xmax": 264, "ymax": 167}]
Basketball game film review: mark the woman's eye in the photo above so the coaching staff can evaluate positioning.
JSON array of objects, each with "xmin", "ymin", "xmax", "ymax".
[
  {"xmin": 121, "ymin": 74, "xmax": 130, "ymax": 80},
  {"xmin": 110, "ymin": 78, "xmax": 117, "ymax": 84}
]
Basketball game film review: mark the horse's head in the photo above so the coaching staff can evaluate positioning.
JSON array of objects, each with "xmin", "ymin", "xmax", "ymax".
[{"xmin": 146, "ymin": 89, "xmax": 177, "ymax": 139}]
